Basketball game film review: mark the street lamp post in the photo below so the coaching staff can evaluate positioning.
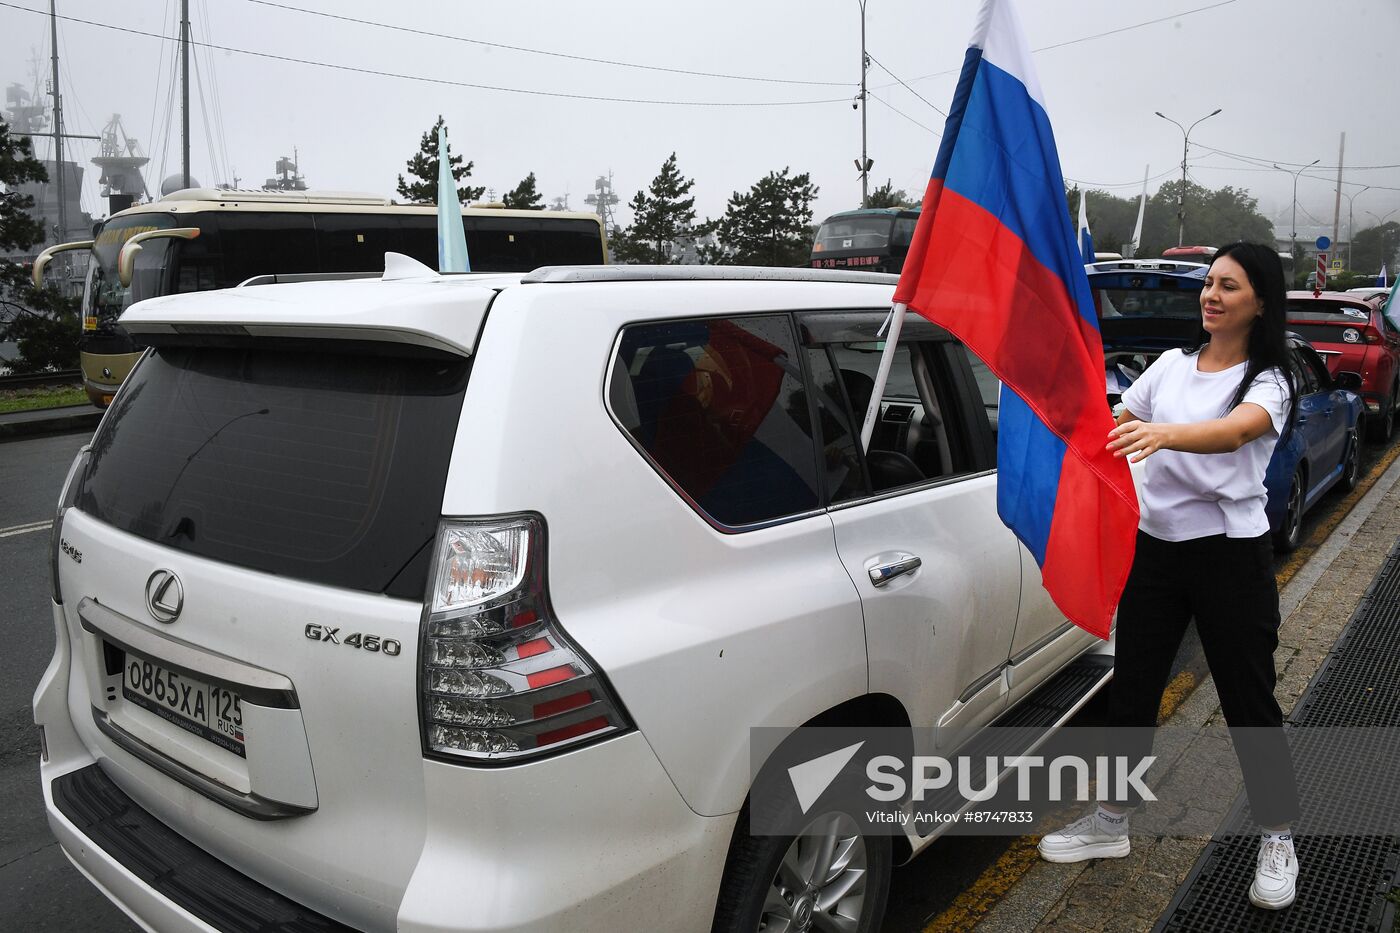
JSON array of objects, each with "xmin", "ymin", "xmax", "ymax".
[
  {"xmin": 1340, "ymin": 186, "xmax": 1371, "ymax": 269},
  {"xmin": 1273, "ymin": 158, "xmax": 1320, "ymax": 268},
  {"xmin": 1155, "ymin": 108, "xmax": 1221, "ymax": 247},
  {"xmin": 1365, "ymin": 209, "xmax": 1400, "ymax": 274},
  {"xmin": 855, "ymin": 0, "xmax": 871, "ymax": 207}
]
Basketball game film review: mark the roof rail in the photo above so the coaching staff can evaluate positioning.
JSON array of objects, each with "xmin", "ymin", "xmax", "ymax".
[
  {"xmin": 520, "ymin": 264, "xmax": 899, "ymax": 286},
  {"xmin": 160, "ymin": 188, "xmax": 394, "ymax": 206},
  {"xmin": 238, "ymin": 271, "xmax": 382, "ymax": 288}
]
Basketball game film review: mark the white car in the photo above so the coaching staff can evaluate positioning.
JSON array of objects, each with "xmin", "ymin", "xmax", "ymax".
[{"xmin": 36, "ymin": 260, "xmax": 1110, "ymax": 933}]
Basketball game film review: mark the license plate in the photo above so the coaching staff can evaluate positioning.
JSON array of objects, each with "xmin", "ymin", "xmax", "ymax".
[{"xmin": 122, "ymin": 653, "xmax": 246, "ymax": 758}]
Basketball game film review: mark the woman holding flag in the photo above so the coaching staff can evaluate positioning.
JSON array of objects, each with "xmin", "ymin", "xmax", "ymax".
[
  {"xmin": 869, "ymin": 0, "xmax": 1302, "ymax": 914},
  {"xmin": 1038, "ymin": 242, "xmax": 1302, "ymax": 911}
]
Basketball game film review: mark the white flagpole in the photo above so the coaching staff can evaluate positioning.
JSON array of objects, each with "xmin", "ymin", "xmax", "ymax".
[
  {"xmin": 1129, "ymin": 164, "xmax": 1148, "ymax": 258},
  {"xmin": 860, "ymin": 301, "xmax": 910, "ymax": 452}
]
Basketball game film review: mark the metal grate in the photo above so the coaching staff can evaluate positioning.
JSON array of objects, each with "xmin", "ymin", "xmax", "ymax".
[{"xmin": 1155, "ymin": 544, "xmax": 1400, "ymax": 932}]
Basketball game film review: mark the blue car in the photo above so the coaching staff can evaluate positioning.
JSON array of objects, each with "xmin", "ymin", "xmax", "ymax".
[{"xmin": 1088, "ymin": 260, "xmax": 1365, "ymax": 552}]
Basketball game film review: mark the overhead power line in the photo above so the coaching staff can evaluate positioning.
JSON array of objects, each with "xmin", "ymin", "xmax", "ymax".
[
  {"xmin": 0, "ymin": 1, "xmax": 849, "ymax": 108},
  {"xmin": 238, "ymin": 0, "xmax": 853, "ymax": 88},
  {"xmin": 1197, "ymin": 145, "xmax": 1400, "ymax": 172},
  {"xmin": 869, "ymin": 93, "xmax": 940, "ymax": 136},
  {"xmin": 866, "ymin": 53, "xmax": 947, "ymax": 117}
]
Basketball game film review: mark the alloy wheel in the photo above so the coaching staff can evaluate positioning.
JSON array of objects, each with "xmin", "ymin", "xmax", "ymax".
[{"xmin": 759, "ymin": 812, "xmax": 869, "ymax": 933}]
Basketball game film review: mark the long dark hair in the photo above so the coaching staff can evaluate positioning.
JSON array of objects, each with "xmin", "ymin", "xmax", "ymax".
[{"xmin": 1185, "ymin": 241, "xmax": 1298, "ymax": 429}]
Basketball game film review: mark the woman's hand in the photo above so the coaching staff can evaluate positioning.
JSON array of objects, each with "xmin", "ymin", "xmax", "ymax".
[{"xmin": 1108, "ymin": 420, "xmax": 1176, "ymax": 463}]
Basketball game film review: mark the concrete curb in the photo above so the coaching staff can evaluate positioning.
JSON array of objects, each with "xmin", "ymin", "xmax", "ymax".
[{"xmin": 0, "ymin": 407, "xmax": 102, "ymax": 442}]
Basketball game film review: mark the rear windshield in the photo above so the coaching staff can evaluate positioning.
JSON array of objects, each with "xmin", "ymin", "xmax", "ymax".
[
  {"xmin": 75, "ymin": 345, "xmax": 469, "ymax": 597},
  {"xmin": 1092, "ymin": 286, "xmax": 1202, "ymax": 320},
  {"xmin": 1286, "ymin": 301, "xmax": 1374, "ymax": 324}
]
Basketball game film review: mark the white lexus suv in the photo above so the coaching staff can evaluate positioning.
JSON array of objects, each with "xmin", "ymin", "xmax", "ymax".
[{"xmin": 36, "ymin": 260, "xmax": 1111, "ymax": 932}]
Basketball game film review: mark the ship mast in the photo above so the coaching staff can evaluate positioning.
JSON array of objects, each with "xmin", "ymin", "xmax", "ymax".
[
  {"xmin": 48, "ymin": 0, "xmax": 64, "ymax": 239},
  {"xmin": 181, "ymin": 0, "xmax": 190, "ymax": 189}
]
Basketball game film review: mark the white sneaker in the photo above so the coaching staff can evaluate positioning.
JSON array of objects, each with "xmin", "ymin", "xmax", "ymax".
[
  {"xmin": 1249, "ymin": 838, "xmax": 1298, "ymax": 909},
  {"xmin": 1037, "ymin": 812, "xmax": 1131, "ymax": 863}
]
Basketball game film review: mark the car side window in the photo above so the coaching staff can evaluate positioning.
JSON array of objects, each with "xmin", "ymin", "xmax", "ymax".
[
  {"xmin": 820, "ymin": 338, "xmax": 984, "ymax": 494},
  {"xmin": 1292, "ymin": 348, "xmax": 1322, "ymax": 394},
  {"xmin": 802, "ymin": 345, "xmax": 869, "ymax": 502},
  {"xmin": 609, "ymin": 315, "xmax": 822, "ymax": 527}
]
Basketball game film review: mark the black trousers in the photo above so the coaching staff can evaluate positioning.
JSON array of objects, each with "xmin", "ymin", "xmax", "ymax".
[{"xmin": 1108, "ymin": 530, "xmax": 1300, "ymax": 827}]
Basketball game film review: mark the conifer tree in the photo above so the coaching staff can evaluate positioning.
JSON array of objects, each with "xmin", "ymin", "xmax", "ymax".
[
  {"xmin": 0, "ymin": 116, "xmax": 79, "ymax": 372},
  {"xmin": 705, "ymin": 168, "xmax": 819, "ymax": 267},
  {"xmin": 502, "ymin": 172, "xmax": 545, "ymax": 210},
  {"xmin": 611, "ymin": 153, "xmax": 697, "ymax": 264},
  {"xmin": 395, "ymin": 115, "xmax": 484, "ymax": 205}
]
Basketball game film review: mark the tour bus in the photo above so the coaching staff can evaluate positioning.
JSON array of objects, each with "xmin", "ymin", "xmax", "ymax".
[
  {"xmin": 33, "ymin": 189, "xmax": 608, "ymax": 406},
  {"xmin": 810, "ymin": 206, "xmax": 920, "ymax": 273}
]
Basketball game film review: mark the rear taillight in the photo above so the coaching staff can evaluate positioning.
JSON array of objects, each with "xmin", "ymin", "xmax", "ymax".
[
  {"xmin": 420, "ymin": 515, "xmax": 631, "ymax": 763},
  {"xmin": 1363, "ymin": 326, "xmax": 1382, "ymax": 344},
  {"xmin": 50, "ymin": 446, "xmax": 90, "ymax": 605}
]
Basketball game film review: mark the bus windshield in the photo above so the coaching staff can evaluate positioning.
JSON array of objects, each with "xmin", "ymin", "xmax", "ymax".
[
  {"xmin": 85, "ymin": 214, "xmax": 177, "ymax": 333},
  {"xmin": 810, "ymin": 210, "xmax": 918, "ymax": 273},
  {"xmin": 815, "ymin": 214, "xmax": 894, "ymax": 251}
]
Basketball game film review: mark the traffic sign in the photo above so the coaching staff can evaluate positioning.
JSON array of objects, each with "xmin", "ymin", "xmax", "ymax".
[
  {"xmin": 1332, "ymin": 260, "xmax": 1344, "ymax": 271},
  {"xmin": 1316, "ymin": 236, "xmax": 1332, "ymax": 251},
  {"xmin": 1317, "ymin": 253, "xmax": 1328, "ymax": 292}
]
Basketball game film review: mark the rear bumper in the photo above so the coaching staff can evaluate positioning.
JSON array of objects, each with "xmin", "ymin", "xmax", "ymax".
[{"xmin": 36, "ymin": 601, "xmax": 736, "ymax": 933}]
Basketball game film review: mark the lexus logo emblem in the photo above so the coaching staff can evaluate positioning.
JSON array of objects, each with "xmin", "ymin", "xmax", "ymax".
[{"xmin": 145, "ymin": 570, "xmax": 184, "ymax": 624}]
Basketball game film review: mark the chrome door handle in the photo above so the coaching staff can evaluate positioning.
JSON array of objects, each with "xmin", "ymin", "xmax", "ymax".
[{"xmin": 869, "ymin": 556, "xmax": 922, "ymax": 587}]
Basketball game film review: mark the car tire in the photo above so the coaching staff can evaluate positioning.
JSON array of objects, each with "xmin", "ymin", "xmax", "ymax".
[
  {"xmin": 1339, "ymin": 428, "xmax": 1362, "ymax": 494},
  {"xmin": 1369, "ymin": 387, "xmax": 1396, "ymax": 443},
  {"xmin": 712, "ymin": 798, "xmax": 892, "ymax": 933},
  {"xmin": 1273, "ymin": 466, "xmax": 1305, "ymax": 553}
]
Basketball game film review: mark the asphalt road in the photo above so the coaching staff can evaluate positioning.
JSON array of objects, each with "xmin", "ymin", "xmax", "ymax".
[
  {"xmin": 0, "ymin": 432, "xmax": 137, "ymax": 932},
  {"xmin": 0, "ymin": 427, "xmax": 1388, "ymax": 933}
]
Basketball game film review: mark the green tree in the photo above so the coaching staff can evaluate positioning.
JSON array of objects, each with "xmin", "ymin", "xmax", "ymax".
[
  {"xmin": 611, "ymin": 153, "xmax": 697, "ymax": 264},
  {"xmin": 395, "ymin": 115, "xmax": 484, "ymax": 205},
  {"xmin": 704, "ymin": 168, "xmax": 819, "ymax": 267},
  {"xmin": 867, "ymin": 179, "xmax": 919, "ymax": 209},
  {"xmin": 1139, "ymin": 181, "xmax": 1274, "ymax": 258},
  {"xmin": 0, "ymin": 116, "xmax": 79, "ymax": 372},
  {"xmin": 1351, "ymin": 222, "xmax": 1400, "ymax": 275},
  {"xmin": 502, "ymin": 172, "xmax": 545, "ymax": 210}
]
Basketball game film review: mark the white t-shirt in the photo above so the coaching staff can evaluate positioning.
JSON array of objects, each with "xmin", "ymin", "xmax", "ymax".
[{"xmin": 1119, "ymin": 348, "xmax": 1290, "ymax": 542}]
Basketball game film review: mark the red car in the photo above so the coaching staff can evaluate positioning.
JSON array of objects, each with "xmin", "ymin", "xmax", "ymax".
[{"xmin": 1287, "ymin": 290, "xmax": 1400, "ymax": 441}]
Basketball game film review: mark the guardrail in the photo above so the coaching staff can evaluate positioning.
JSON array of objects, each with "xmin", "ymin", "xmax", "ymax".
[{"xmin": 0, "ymin": 369, "xmax": 82, "ymax": 391}]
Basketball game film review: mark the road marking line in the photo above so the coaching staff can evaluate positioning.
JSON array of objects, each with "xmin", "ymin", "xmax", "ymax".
[
  {"xmin": 921, "ymin": 838, "xmax": 1040, "ymax": 933},
  {"xmin": 0, "ymin": 520, "xmax": 53, "ymax": 538}
]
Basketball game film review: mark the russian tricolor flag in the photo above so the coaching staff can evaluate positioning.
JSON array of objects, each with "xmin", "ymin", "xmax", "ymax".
[{"xmin": 891, "ymin": 0, "xmax": 1138, "ymax": 638}]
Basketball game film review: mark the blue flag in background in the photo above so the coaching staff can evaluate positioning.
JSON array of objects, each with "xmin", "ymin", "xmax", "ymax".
[{"xmin": 437, "ymin": 126, "xmax": 471, "ymax": 273}]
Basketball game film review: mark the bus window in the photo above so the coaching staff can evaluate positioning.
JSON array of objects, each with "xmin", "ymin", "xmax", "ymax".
[
  {"xmin": 213, "ymin": 212, "xmax": 318, "ymax": 286},
  {"xmin": 312, "ymin": 213, "xmax": 408, "ymax": 273}
]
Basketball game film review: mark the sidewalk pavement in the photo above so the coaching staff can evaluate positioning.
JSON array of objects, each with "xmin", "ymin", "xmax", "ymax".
[
  {"xmin": 972, "ymin": 448, "xmax": 1400, "ymax": 932},
  {"xmin": 0, "ymin": 403, "xmax": 102, "ymax": 442}
]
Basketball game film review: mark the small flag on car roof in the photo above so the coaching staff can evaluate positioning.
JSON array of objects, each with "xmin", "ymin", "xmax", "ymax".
[{"xmin": 437, "ymin": 125, "xmax": 471, "ymax": 273}]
